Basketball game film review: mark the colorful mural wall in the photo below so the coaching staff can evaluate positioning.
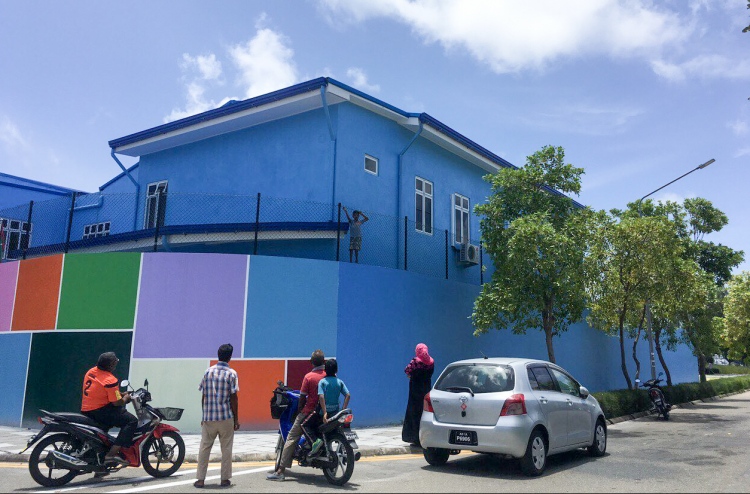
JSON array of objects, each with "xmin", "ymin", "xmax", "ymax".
[{"xmin": 0, "ymin": 252, "xmax": 697, "ymax": 432}]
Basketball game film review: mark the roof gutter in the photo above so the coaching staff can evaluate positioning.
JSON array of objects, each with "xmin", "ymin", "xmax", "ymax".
[{"xmin": 110, "ymin": 150, "xmax": 140, "ymax": 231}]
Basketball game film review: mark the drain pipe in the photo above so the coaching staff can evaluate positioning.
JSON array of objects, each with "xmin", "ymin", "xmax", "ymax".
[
  {"xmin": 396, "ymin": 120, "xmax": 423, "ymax": 268},
  {"xmin": 321, "ymin": 84, "xmax": 338, "ymax": 221},
  {"xmin": 110, "ymin": 150, "xmax": 140, "ymax": 232}
]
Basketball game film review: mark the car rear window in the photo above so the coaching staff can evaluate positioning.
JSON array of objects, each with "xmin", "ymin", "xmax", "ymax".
[{"xmin": 435, "ymin": 364, "xmax": 515, "ymax": 394}]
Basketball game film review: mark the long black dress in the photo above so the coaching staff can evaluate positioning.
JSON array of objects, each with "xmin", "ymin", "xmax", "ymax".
[{"xmin": 402, "ymin": 359, "xmax": 434, "ymax": 445}]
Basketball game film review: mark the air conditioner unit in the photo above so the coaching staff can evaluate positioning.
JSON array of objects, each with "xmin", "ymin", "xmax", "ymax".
[{"xmin": 459, "ymin": 243, "xmax": 480, "ymax": 265}]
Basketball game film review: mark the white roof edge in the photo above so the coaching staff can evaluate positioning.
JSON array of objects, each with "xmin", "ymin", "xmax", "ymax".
[{"xmin": 420, "ymin": 124, "xmax": 501, "ymax": 173}]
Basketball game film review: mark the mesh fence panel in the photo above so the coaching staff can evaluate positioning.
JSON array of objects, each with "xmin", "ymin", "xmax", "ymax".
[{"xmin": 0, "ymin": 192, "xmax": 487, "ymax": 285}]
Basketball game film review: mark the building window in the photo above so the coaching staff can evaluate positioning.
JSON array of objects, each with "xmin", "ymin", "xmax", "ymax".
[
  {"xmin": 452, "ymin": 193, "xmax": 470, "ymax": 245},
  {"xmin": 415, "ymin": 177, "xmax": 433, "ymax": 234},
  {"xmin": 83, "ymin": 222, "xmax": 111, "ymax": 239},
  {"xmin": 0, "ymin": 218, "xmax": 31, "ymax": 260},
  {"xmin": 145, "ymin": 181, "xmax": 168, "ymax": 229},
  {"xmin": 364, "ymin": 154, "xmax": 378, "ymax": 175}
]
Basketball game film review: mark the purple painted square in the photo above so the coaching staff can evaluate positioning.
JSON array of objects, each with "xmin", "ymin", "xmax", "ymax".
[
  {"xmin": 0, "ymin": 262, "xmax": 20, "ymax": 332},
  {"xmin": 134, "ymin": 253, "xmax": 248, "ymax": 358}
]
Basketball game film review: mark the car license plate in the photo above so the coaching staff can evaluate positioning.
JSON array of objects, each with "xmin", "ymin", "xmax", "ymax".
[
  {"xmin": 450, "ymin": 430, "xmax": 477, "ymax": 446},
  {"xmin": 344, "ymin": 431, "xmax": 359, "ymax": 441}
]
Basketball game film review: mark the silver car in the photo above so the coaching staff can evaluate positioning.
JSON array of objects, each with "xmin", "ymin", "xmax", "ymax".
[{"xmin": 419, "ymin": 357, "xmax": 607, "ymax": 476}]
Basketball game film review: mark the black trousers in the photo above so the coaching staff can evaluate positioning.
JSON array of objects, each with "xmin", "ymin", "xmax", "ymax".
[
  {"xmin": 301, "ymin": 412, "xmax": 322, "ymax": 445},
  {"xmin": 83, "ymin": 404, "xmax": 138, "ymax": 447}
]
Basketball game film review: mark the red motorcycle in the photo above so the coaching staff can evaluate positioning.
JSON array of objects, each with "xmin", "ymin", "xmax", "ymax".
[{"xmin": 23, "ymin": 379, "xmax": 185, "ymax": 487}]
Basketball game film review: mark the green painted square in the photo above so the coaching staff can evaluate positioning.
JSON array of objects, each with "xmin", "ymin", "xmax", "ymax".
[
  {"xmin": 57, "ymin": 253, "xmax": 141, "ymax": 330},
  {"xmin": 23, "ymin": 331, "xmax": 133, "ymax": 427}
]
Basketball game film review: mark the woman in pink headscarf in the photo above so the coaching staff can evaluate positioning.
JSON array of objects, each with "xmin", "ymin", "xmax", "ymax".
[{"xmin": 402, "ymin": 343, "xmax": 435, "ymax": 446}]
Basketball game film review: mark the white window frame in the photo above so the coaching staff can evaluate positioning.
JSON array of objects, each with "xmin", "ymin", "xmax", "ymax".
[
  {"xmin": 0, "ymin": 217, "xmax": 32, "ymax": 260},
  {"xmin": 452, "ymin": 193, "xmax": 470, "ymax": 246},
  {"xmin": 83, "ymin": 221, "xmax": 111, "ymax": 240},
  {"xmin": 364, "ymin": 154, "xmax": 378, "ymax": 176},
  {"xmin": 415, "ymin": 176, "xmax": 433, "ymax": 235},
  {"xmin": 144, "ymin": 180, "xmax": 168, "ymax": 229}
]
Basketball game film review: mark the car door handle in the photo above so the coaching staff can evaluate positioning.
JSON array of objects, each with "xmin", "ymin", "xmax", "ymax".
[
  {"xmin": 539, "ymin": 396, "xmax": 548, "ymax": 404},
  {"xmin": 566, "ymin": 399, "xmax": 573, "ymax": 406}
]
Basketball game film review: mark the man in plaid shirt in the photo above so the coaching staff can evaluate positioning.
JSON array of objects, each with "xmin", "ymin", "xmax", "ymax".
[{"xmin": 194, "ymin": 344, "xmax": 239, "ymax": 489}]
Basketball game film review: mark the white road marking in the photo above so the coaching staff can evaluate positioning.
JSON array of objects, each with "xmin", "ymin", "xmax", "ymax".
[
  {"xmin": 32, "ymin": 468, "xmax": 199, "ymax": 493},
  {"xmin": 110, "ymin": 466, "xmax": 270, "ymax": 493},
  {"xmin": 0, "ymin": 443, "xmax": 14, "ymax": 448}
]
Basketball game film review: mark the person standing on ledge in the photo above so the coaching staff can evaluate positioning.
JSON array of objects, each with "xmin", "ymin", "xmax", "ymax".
[
  {"xmin": 195, "ymin": 344, "xmax": 239, "ymax": 489},
  {"xmin": 343, "ymin": 206, "xmax": 369, "ymax": 263}
]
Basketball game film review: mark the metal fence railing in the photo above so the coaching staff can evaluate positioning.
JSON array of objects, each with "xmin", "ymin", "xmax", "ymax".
[{"xmin": 0, "ymin": 192, "xmax": 490, "ymax": 286}]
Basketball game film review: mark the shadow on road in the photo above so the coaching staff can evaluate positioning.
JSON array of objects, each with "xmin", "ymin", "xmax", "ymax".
[{"xmin": 419, "ymin": 449, "xmax": 607, "ymax": 480}]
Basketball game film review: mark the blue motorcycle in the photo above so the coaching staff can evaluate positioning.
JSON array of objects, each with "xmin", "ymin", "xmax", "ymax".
[{"xmin": 270, "ymin": 381, "xmax": 360, "ymax": 486}]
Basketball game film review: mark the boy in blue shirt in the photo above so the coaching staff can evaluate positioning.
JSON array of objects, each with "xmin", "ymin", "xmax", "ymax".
[{"xmin": 310, "ymin": 359, "xmax": 351, "ymax": 455}]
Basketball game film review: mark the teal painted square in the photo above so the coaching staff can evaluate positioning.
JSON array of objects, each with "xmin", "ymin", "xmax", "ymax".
[{"xmin": 244, "ymin": 256, "xmax": 338, "ymax": 358}]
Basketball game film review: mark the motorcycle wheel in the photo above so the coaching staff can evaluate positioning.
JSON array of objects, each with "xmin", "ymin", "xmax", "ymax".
[
  {"xmin": 142, "ymin": 431, "xmax": 185, "ymax": 478},
  {"xmin": 322, "ymin": 432, "xmax": 355, "ymax": 486},
  {"xmin": 28, "ymin": 433, "xmax": 80, "ymax": 487},
  {"xmin": 274, "ymin": 434, "xmax": 284, "ymax": 472}
]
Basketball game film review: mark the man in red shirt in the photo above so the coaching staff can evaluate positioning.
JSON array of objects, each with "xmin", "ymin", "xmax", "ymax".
[
  {"xmin": 267, "ymin": 349, "xmax": 326, "ymax": 481},
  {"xmin": 81, "ymin": 352, "xmax": 137, "ymax": 466}
]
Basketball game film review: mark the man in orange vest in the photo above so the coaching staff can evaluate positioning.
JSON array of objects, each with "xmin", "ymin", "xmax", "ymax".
[{"xmin": 81, "ymin": 352, "xmax": 137, "ymax": 465}]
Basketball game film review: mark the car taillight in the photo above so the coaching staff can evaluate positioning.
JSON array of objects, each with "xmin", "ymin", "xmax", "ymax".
[
  {"xmin": 500, "ymin": 394, "xmax": 526, "ymax": 416},
  {"xmin": 423, "ymin": 392, "xmax": 434, "ymax": 413}
]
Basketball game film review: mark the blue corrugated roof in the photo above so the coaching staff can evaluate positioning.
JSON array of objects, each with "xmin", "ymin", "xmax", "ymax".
[{"xmin": 0, "ymin": 172, "xmax": 82, "ymax": 195}]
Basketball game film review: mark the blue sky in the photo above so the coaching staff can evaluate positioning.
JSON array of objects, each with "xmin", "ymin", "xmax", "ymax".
[{"xmin": 1, "ymin": 1, "xmax": 748, "ymax": 271}]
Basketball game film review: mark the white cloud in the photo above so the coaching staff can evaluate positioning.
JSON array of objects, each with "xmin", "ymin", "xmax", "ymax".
[
  {"xmin": 181, "ymin": 53, "xmax": 223, "ymax": 82},
  {"xmin": 651, "ymin": 55, "xmax": 750, "ymax": 82},
  {"xmin": 229, "ymin": 27, "xmax": 298, "ymax": 99},
  {"xmin": 346, "ymin": 68, "xmax": 380, "ymax": 93},
  {"xmin": 728, "ymin": 119, "xmax": 749, "ymax": 136},
  {"xmin": 0, "ymin": 117, "xmax": 29, "ymax": 150},
  {"xmin": 735, "ymin": 147, "xmax": 750, "ymax": 158},
  {"xmin": 317, "ymin": 0, "xmax": 687, "ymax": 73},
  {"xmin": 653, "ymin": 191, "xmax": 693, "ymax": 205},
  {"xmin": 521, "ymin": 102, "xmax": 644, "ymax": 136}
]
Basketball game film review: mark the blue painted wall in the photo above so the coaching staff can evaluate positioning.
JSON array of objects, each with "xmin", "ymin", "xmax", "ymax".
[
  {"xmin": 245, "ymin": 256, "xmax": 339, "ymax": 359},
  {"xmin": 0, "ymin": 332, "xmax": 31, "ymax": 427}
]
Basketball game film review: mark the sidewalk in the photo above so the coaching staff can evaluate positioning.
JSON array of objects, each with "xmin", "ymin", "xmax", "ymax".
[{"xmin": 0, "ymin": 424, "xmax": 419, "ymax": 463}]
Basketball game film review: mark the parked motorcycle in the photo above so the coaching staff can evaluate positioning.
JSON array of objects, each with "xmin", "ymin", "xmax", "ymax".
[
  {"xmin": 22, "ymin": 379, "xmax": 185, "ymax": 487},
  {"xmin": 637, "ymin": 372, "xmax": 672, "ymax": 420},
  {"xmin": 271, "ymin": 381, "xmax": 360, "ymax": 486}
]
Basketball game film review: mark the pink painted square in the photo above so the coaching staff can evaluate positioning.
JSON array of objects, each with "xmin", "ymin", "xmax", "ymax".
[{"xmin": 0, "ymin": 261, "xmax": 20, "ymax": 332}]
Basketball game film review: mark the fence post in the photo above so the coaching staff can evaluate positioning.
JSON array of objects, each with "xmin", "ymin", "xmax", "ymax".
[
  {"xmin": 336, "ymin": 203, "xmax": 342, "ymax": 261},
  {"xmin": 153, "ymin": 190, "xmax": 163, "ymax": 252},
  {"xmin": 403, "ymin": 216, "xmax": 408, "ymax": 271},
  {"xmin": 445, "ymin": 229, "xmax": 449, "ymax": 280},
  {"xmin": 480, "ymin": 241, "xmax": 484, "ymax": 285},
  {"xmin": 23, "ymin": 200, "xmax": 34, "ymax": 260},
  {"xmin": 64, "ymin": 192, "xmax": 77, "ymax": 254},
  {"xmin": 253, "ymin": 192, "xmax": 261, "ymax": 255}
]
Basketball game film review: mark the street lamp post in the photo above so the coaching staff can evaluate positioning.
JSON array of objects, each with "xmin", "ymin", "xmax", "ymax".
[{"xmin": 636, "ymin": 158, "xmax": 715, "ymax": 381}]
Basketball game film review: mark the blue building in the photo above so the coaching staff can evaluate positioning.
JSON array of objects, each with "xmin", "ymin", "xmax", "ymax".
[
  {"xmin": 0, "ymin": 173, "xmax": 81, "ymax": 260},
  {"xmin": 2, "ymin": 77, "xmax": 577, "ymax": 282}
]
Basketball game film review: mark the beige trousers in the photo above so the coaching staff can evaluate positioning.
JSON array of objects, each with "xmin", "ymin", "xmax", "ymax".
[
  {"xmin": 280, "ymin": 412, "xmax": 309, "ymax": 469},
  {"xmin": 196, "ymin": 418, "xmax": 235, "ymax": 481}
]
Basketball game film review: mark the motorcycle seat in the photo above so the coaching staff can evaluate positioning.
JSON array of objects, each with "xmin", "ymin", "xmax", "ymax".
[{"xmin": 40, "ymin": 410, "xmax": 106, "ymax": 429}]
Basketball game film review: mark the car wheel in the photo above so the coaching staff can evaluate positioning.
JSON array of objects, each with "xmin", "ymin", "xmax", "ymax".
[
  {"xmin": 587, "ymin": 419, "xmax": 607, "ymax": 457},
  {"xmin": 519, "ymin": 430, "xmax": 547, "ymax": 476},
  {"xmin": 423, "ymin": 447, "xmax": 450, "ymax": 466}
]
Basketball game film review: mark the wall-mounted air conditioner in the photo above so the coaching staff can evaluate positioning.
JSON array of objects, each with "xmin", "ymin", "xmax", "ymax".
[{"xmin": 459, "ymin": 242, "xmax": 480, "ymax": 265}]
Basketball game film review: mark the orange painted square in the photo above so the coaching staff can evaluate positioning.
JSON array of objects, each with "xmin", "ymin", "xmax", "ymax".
[
  {"xmin": 211, "ymin": 359, "xmax": 285, "ymax": 430},
  {"xmin": 12, "ymin": 255, "xmax": 63, "ymax": 331}
]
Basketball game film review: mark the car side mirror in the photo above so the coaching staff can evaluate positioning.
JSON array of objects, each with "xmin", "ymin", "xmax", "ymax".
[{"xmin": 579, "ymin": 386, "xmax": 589, "ymax": 399}]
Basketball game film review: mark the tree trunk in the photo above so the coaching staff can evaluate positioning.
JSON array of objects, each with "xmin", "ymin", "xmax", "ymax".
[
  {"xmin": 698, "ymin": 353, "xmax": 707, "ymax": 383},
  {"xmin": 632, "ymin": 328, "xmax": 642, "ymax": 383},
  {"xmin": 545, "ymin": 327, "xmax": 556, "ymax": 363},
  {"xmin": 654, "ymin": 327, "xmax": 672, "ymax": 386},
  {"xmin": 619, "ymin": 316, "xmax": 632, "ymax": 390}
]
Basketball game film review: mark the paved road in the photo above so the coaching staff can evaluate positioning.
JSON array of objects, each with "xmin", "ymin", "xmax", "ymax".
[{"xmin": 6, "ymin": 391, "xmax": 750, "ymax": 493}]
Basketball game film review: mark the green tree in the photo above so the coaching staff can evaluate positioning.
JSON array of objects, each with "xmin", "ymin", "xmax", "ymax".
[
  {"xmin": 721, "ymin": 272, "xmax": 750, "ymax": 361},
  {"xmin": 584, "ymin": 211, "xmax": 686, "ymax": 389},
  {"xmin": 473, "ymin": 145, "xmax": 587, "ymax": 363},
  {"xmin": 744, "ymin": 1, "xmax": 750, "ymax": 33}
]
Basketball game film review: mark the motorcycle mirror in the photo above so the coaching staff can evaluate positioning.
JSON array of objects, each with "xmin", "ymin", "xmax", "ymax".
[
  {"xmin": 121, "ymin": 380, "xmax": 130, "ymax": 388},
  {"xmin": 144, "ymin": 379, "xmax": 149, "ymax": 390},
  {"xmin": 658, "ymin": 372, "xmax": 664, "ymax": 378}
]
